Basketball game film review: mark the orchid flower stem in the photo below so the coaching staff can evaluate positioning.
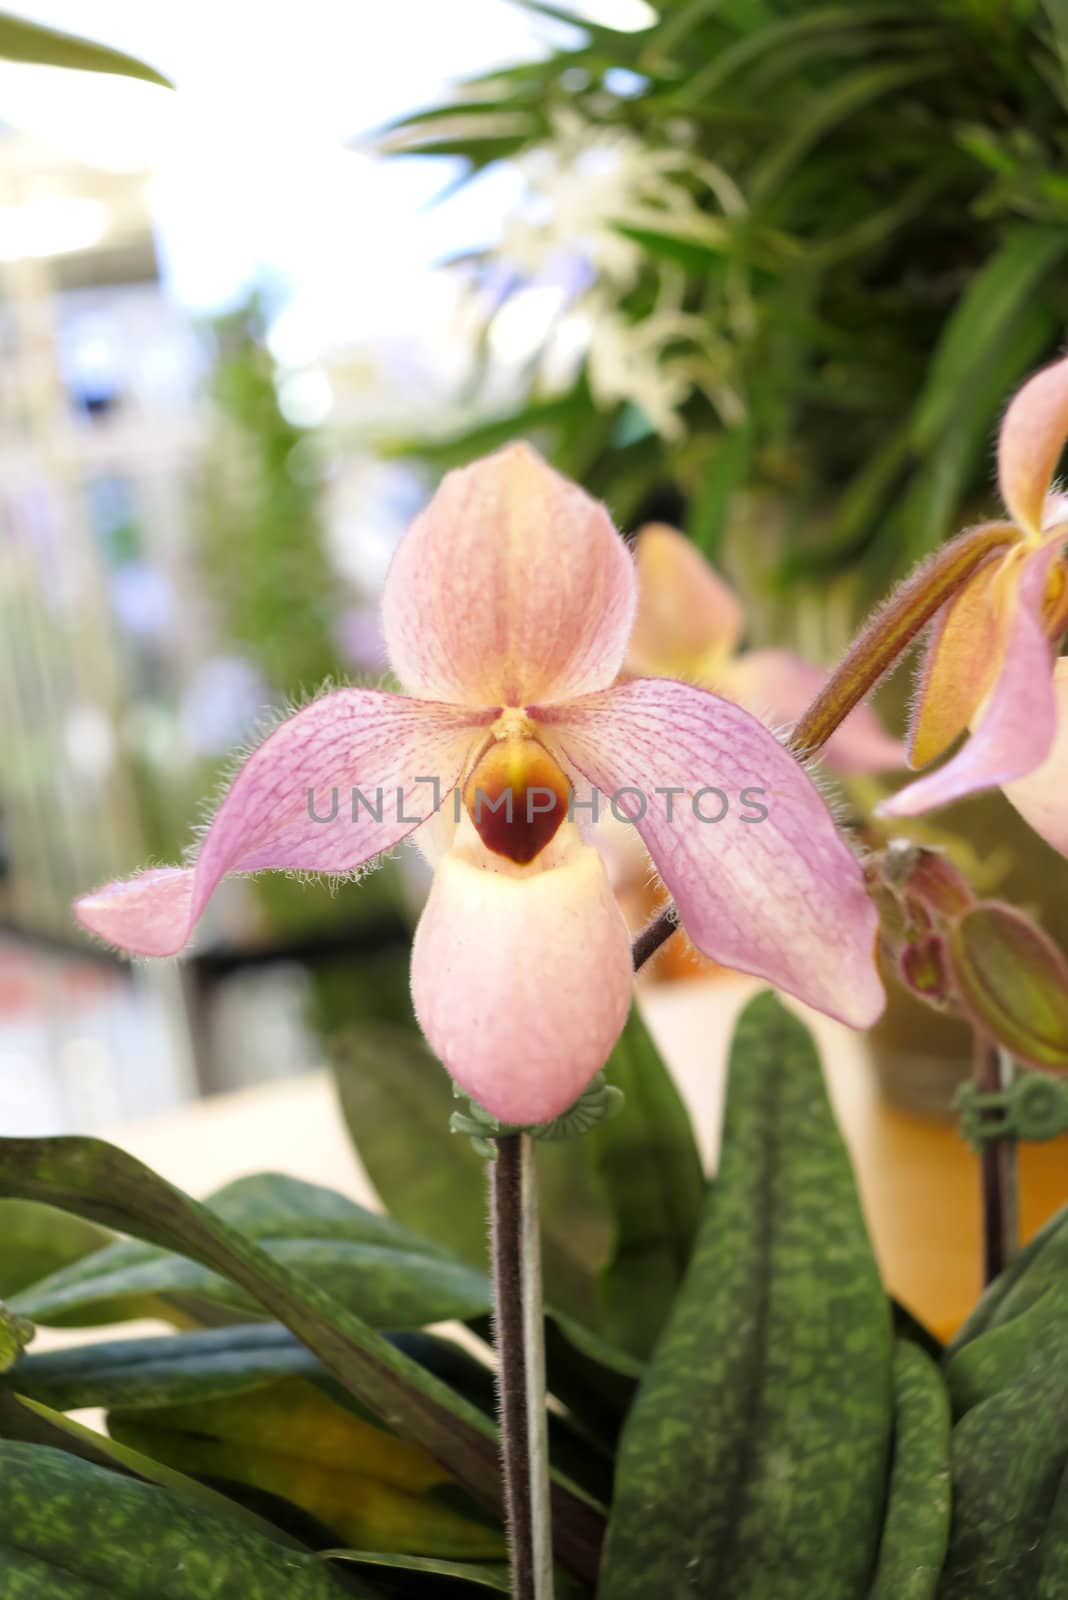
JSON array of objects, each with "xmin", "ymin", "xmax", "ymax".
[
  {"xmin": 491, "ymin": 1133, "xmax": 554, "ymax": 1600},
  {"xmin": 974, "ymin": 1034, "xmax": 1019, "ymax": 1284},
  {"xmin": 632, "ymin": 521, "xmax": 1015, "ymax": 973}
]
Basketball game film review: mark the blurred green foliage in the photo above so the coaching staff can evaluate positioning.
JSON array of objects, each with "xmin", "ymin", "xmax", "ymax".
[{"xmin": 385, "ymin": 0, "xmax": 1068, "ymax": 605}]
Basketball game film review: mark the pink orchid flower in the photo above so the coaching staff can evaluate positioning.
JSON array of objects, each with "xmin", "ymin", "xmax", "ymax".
[
  {"xmin": 626, "ymin": 523, "xmax": 903, "ymax": 774},
  {"xmin": 881, "ymin": 353, "xmax": 1068, "ymax": 851},
  {"xmin": 75, "ymin": 445, "xmax": 883, "ymax": 1124}
]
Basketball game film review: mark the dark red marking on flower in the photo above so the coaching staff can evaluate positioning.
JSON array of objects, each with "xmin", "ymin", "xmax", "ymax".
[{"xmin": 463, "ymin": 737, "xmax": 571, "ymax": 865}]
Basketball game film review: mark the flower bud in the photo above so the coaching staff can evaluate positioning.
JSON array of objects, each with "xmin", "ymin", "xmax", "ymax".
[{"xmin": 948, "ymin": 902, "xmax": 1068, "ymax": 1070}]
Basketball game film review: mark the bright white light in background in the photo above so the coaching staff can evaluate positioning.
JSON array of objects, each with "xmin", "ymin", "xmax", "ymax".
[
  {"xmin": 571, "ymin": 0, "xmax": 657, "ymax": 28},
  {"xmin": 488, "ymin": 284, "xmax": 568, "ymax": 365},
  {"xmin": 0, "ymin": 196, "xmax": 108, "ymax": 260},
  {"xmin": 277, "ymin": 366, "xmax": 334, "ymax": 428},
  {"xmin": 0, "ymin": 0, "xmax": 550, "ymax": 325}
]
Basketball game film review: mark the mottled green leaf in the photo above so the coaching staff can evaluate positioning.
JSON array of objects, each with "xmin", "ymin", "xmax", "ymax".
[
  {"xmin": 871, "ymin": 1342, "xmax": 951, "ymax": 1599},
  {"xmin": 13, "ymin": 1173, "xmax": 491, "ymax": 1331},
  {"xmin": 0, "ymin": 1390, "xmax": 306, "ymax": 1550},
  {"xmin": 951, "ymin": 1201, "xmax": 1068, "ymax": 1351},
  {"xmin": 600, "ymin": 993, "xmax": 892, "ymax": 1599},
  {"xmin": 0, "ymin": 1441, "xmax": 359, "ymax": 1597},
  {"xmin": 946, "ymin": 1279, "xmax": 1068, "ymax": 1418},
  {"xmin": 937, "ymin": 1339, "xmax": 1068, "ymax": 1594},
  {"xmin": 0, "ymin": 1137, "xmax": 604, "ymax": 1585}
]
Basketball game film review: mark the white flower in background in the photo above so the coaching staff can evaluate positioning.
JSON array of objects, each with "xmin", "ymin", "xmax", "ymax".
[{"xmin": 491, "ymin": 109, "xmax": 746, "ymax": 438}]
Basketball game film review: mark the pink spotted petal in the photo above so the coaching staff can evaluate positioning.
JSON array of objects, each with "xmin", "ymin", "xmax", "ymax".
[
  {"xmin": 881, "ymin": 538, "xmax": 1064, "ymax": 819},
  {"xmin": 721, "ymin": 648, "xmax": 904, "ymax": 775},
  {"xmin": 626, "ymin": 523, "xmax": 745, "ymax": 677},
  {"xmin": 381, "ymin": 443, "xmax": 636, "ymax": 707},
  {"xmin": 75, "ymin": 691, "xmax": 488, "ymax": 957},
  {"xmin": 411, "ymin": 823, "xmax": 634, "ymax": 1124},
  {"xmin": 537, "ymin": 678, "xmax": 884, "ymax": 1028},
  {"xmin": 999, "ymin": 353, "xmax": 1068, "ymax": 537},
  {"xmin": 1004, "ymin": 658, "xmax": 1068, "ymax": 858}
]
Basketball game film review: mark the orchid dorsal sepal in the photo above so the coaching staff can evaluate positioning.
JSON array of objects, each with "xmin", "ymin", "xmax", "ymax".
[{"xmin": 450, "ymin": 1073, "xmax": 625, "ymax": 1158}]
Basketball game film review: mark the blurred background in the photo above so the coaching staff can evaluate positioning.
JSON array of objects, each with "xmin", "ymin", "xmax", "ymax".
[{"xmin": 3, "ymin": 0, "xmax": 1068, "ymax": 1141}]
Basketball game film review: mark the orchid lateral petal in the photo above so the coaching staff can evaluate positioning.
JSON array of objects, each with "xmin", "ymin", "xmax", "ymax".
[
  {"xmin": 626, "ymin": 523, "xmax": 745, "ymax": 678},
  {"xmin": 411, "ymin": 824, "xmax": 633, "ymax": 1125},
  {"xmin": 1004, "ymin": 657, "xmax": 1068, "ymax": 858},
  {"xmin": 999, "ymin": 352, "xmax": 1068, "ymax": 537},
  {"xmin": 381, "ymin": 443, "xmax": 636, "ymax": 707},
  {"xmin": 538, "ymin": 678, "xmax": 884, "ymax": 1029},
  {"xmin": 722, "ymin": 648, "xmax": 904, "ymax": 775},
  {"xmin": 882, "ymin": 539, "xmax": 1064, "ymax": 819},
  {"xmin": 75, "ymin": 692, "xmax": 487, "ymax": 956},
  {"xmin": 908, "ymin": 560, "xmax": 1003, "ymax": 769}
]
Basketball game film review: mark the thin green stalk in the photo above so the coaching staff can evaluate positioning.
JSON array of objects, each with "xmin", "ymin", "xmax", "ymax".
[{"xmin": 491, "ymin": 1133, "xmax": 554, "ymax": 1600}]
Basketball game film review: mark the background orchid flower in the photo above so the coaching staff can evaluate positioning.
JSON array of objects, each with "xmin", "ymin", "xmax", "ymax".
[
  {"xmin": 625, "ymin": 523, "xmax": 903, "ymax": 774},
  {"xmin": 75, "ymin": 444, "xmax": 883, "ymax": 1124},
  {"xmin": 881, "ymin": 353, "xmax": 1068, "ymax": 850}
]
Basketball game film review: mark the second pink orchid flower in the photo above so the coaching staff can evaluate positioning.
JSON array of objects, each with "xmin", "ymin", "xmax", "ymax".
[{"xmin": 881, "ymin": 351, "xmax": 1068, "ymax": 855}]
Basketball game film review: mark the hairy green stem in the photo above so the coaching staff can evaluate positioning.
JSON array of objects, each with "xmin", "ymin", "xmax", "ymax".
[
  {"xmin": 632, "ymin": 521, "xmax": 1015, "ymax": 973},
  {"xmin": 491, "ymin": 1133, "xmax": 554, "ymax": 1600}
]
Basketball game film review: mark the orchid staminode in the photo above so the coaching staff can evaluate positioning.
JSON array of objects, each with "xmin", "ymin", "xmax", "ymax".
[
  {"xmin": 881, "ymin": 353, "xmax": 1068, "ymax": 851},
  {"xmin": 75, "ymin": 445, "xmax": 883, "ymax": 1124},
  {"xmin": 625, "ymin": 523, "xmax": 903, "ymax": 774}
]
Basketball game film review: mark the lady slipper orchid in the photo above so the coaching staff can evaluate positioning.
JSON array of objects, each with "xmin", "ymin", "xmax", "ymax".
[
  {"xmin": 75, "ymin": 445, "xmax": 883, "ymax": 1124},
  {"xmin": 626, "ymin": 523, "xmax": 903, "ymax": 774},
  {"xmin": 881, "ymin": 353, "xmax": 1068, "ymax": 849}
]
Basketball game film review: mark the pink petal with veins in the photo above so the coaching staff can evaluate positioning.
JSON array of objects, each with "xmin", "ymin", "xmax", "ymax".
[
  {"xmin": 1004, "ymin": 658, "xmax": 1068, "ymax": 858},
  {"xmin": 881, "ymin": 538, "xmax": 1064, "ymax": 818},
  {"xmin": 381, "ymin": 443, "xmax": 635, "ymax": 707},
  {"xmin": 75, "ymin": 691, "xmax": 488, "ymax": 957},
  {"xmin": 538, "ymin": 677, "xmax": 884, "ymax": 1028},
  {"xmin": 998, "ymin": 353, "xmax": 1068, "ymax": 537}
]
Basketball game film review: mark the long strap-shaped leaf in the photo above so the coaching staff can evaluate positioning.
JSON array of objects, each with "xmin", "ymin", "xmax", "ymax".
[
  {"xmin": 0, "ymin": 1136, "xmax": 604, "ymax": 1585},
  {"xmin": 599, "ymin": 993, "xmax": 893, "ymax": 1598}
]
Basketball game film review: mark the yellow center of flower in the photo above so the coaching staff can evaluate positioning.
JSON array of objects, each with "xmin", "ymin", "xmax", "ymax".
[
  {"xmin": 1043, "ymin": 556, "xmax": 1068, "ymax": 639},
  {"xmin": 463, "ymin": 734, "xmax": 571, "ymax": 865}
]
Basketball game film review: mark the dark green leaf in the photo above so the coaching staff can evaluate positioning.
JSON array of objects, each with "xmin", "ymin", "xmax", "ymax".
[
  {"xmin": 0, "ymin": 1136, "xmax": 605, "ymax": 1586},
  {"xmin": 325, "ymin": 1551, "xmax": 510, "ymax": 1592},
  {"xmin": 0, "ymin": 1441, "xmax": 359, "ymax": 1597},
  {"xmin": 13, "ymin": 1173, "xmax": 492, "ymax": 1331},
  {"xmin": 870, "ymin": 1342, "xmax": 951, "ymax": 1600},
  {"xmin": 600, "ymin": 993, "xmax": 892, "ymax": 1598},
  {"xmin": 584, "ymin": 1006, "xmax": 704, "ymax": 1361},
  {"xmin": 334, "ymin": 1026, "xmax": 612, "ymax": 1327},
  {"xmin": 14, "ymin": 1323, "xmax": 325, "ymax": 1413},
  {"xmin": 0, "ymin": 1392, "xmax": 307, "ymax": 1550},
  {"xmin": 0, "ymin": 1200, "xmax": 111, "ymax": 1298}
]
